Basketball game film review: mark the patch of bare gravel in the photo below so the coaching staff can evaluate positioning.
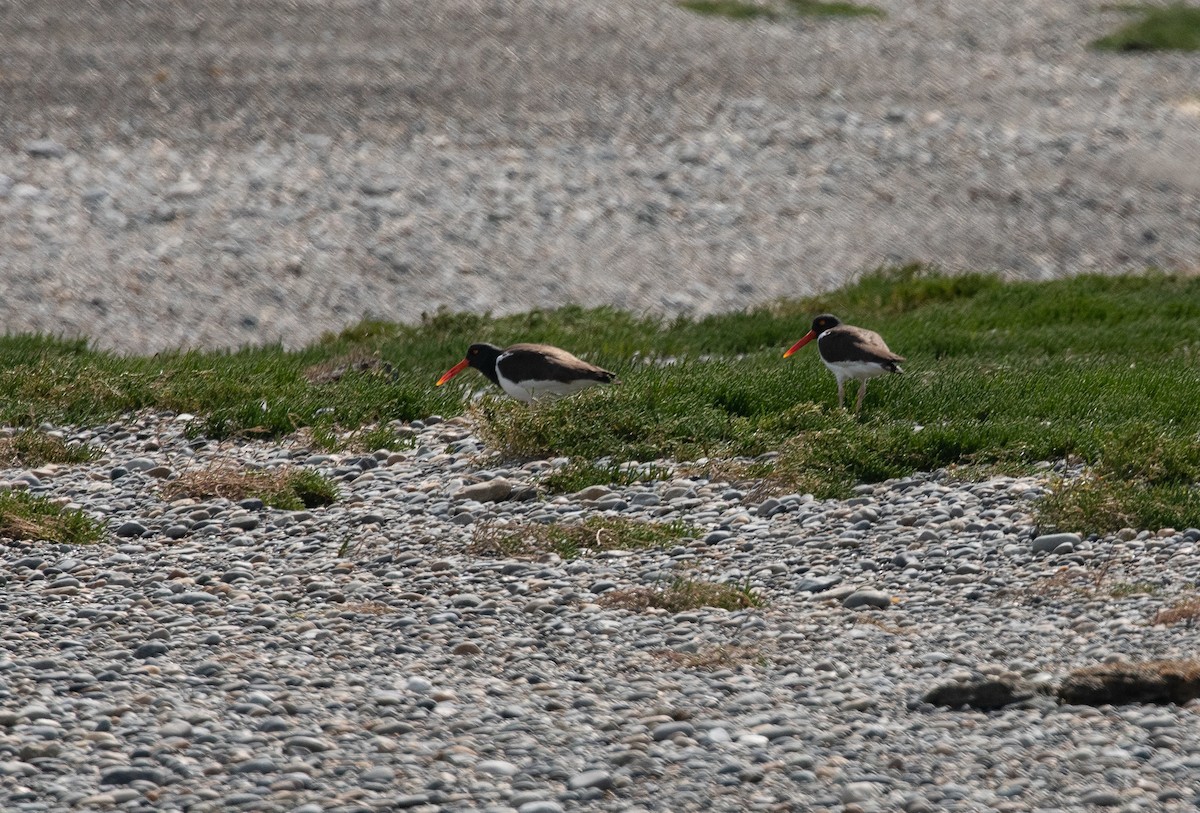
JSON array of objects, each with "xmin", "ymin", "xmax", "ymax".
[{"xmin": 1, "ymin": 0, "xmax": 1198, "ymax": 352}]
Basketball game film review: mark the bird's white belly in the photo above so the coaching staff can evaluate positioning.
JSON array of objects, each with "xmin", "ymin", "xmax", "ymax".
[
  {"xmin": 822, "ymin": 359, "xmax": 890, "ymax": 382},
  {"xmin": 499, "ymin": 377, "xmax": 601, "ymax": 402}
]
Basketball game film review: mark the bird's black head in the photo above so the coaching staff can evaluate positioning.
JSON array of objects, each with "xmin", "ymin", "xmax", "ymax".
[
  {"xmin": 465, "ymin": 343, "xmax": 505, "ymax": 386},
  {"xmin": 811, "ymin": 314, "xmax": 841, "ymax": 334}
]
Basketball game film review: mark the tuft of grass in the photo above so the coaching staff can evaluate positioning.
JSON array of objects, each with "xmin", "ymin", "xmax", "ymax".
[
  {"xmin": 676, "ymin": 0, "xmax": 884, "ymax": 20},
  {"xmin": 541, "ymin": 459, "xmax": 673, "ymax": 494},
  {"xmin": 0, "ymin": 491, "xmax": 106, "ymax": 545},
  {"xmin": 677, "ymin": 0, "xmax": 780, "ymax": 19},
  {"xmin": 599, "ymin": 577, "xmax": 764, "ymax": 612},
  {"xmin": 307, "ymin": 423, "xmax": 417, "ymax": 454},
  {"xmin": 1093, "ymin": 4, "xmax": 1200, "ymax": 52},
  {"xmin": 1153, "ymin": 596, "xmax": 1200, "ymax": 626},
  {"xmin": 0, "ymin": 430, "xmax": 101, "ymax": 468},
  {"xmin": 786, "ymin": 0, "xmax": 885, "ymax": 17},
  {"xmin": 162, "ymin": 465, "xmax": 339, "ymax": 510},
  {"xmin": 471, "ymin": 516, "xmax": 693, "ymax": 560},
  {"xmin": 1037, "ymin": 426, "xmax": 1200, "ymax": 535},
  {"xmin": 1109, "ymin": 581, "xmax": 1162, "ymax": 597}
]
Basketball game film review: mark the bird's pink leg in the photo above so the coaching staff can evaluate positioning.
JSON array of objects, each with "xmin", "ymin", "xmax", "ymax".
[
  {"xmin": 855, "ymin": 380, "xmax": 868, "ymax": 413},
  {"xmin": 837, "ymin": 379, "xmax": 846, "ymax": 409}
]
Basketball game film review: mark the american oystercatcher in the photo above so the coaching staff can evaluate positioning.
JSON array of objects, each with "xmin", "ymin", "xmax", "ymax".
[
  {"xmin": 783, "ymin": 314, "xmax": 904, "ymax": 412},
  {"xmin": 435, "ymin": 343, "xmax": 618, "ymax": 402}
]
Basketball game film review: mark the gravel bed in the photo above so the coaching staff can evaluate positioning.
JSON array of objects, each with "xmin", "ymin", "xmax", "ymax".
[
  {"xmin": 1, "ymin": 413, "xmax": 1198, "ymax": 812},
  {"xmin": 2, "ymin": 0, "xmax": 1200, "ymax": 353}
]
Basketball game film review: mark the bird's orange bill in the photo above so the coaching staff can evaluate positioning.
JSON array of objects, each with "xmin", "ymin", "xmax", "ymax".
[
  {"xmin": 435, "ymin": 358, "xmax": 470, "ymax": 386},
  {"xmin": 783, "ymin": 330, "xmax": 817, "ymax": 358}
]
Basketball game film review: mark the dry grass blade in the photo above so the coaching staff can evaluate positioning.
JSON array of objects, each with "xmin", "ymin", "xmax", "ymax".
[
  {"xmin": 1153, "ymin": 596, "xmax": 1200, "ymax": 627},
  {"xmin": 162, "ymin": 465, "xmax": 338, "ymax": 510},
  {"xmin": 470, "ymin": 517, "xmax": 692, "ymax": 561},
  {"xmin": 0, "ymin": 430, "xmax": 100, "ymax": 468},
  {"xmin": 303, "ymin": 349, "xmax": 397, "ymax": 385},
  {"xmin": 599, "ymin": 578, "xmax": 763, "ymax": 613}
]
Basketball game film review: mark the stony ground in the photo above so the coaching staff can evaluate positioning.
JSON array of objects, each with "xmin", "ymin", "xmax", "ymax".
[
  {"xmin": 2, "ymin": 0, "xmax": 1200, "ymax": 353},
  {"xmin": 1, "ymin": 414, "xmax": 1198, "ymax": 812}
]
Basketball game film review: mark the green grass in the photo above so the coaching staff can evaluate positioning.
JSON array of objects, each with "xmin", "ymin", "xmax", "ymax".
[
  {"xmin": 540, "ymin": 459, "xmax": 674, "ymax": 494},
  {"xmin": 600, "ymin": 577, "xmax": 764, "ymax": 612},
  {"xmin": 162, "ymin": 466, "xmax": 339, "ymax": 511},
  {"xmin": 677, "ymin": 0, "xmax": 883, "ymax": 20},
  {"xmin": 786, "ymin": 0, "xmax": 885, "ymax": 17},
  {"xmin": 3, "ymin": 265, "xmax": 1200, "ymax": 532},
  {"xmin": 471, "ymin": 516, "xmax": 695, "ymax": 560},
  {"xmin": 0, "ymin": 491, "xmax": 106, "ymax": 545},
  {"xmin": 0, "ymin": 430, "xmax": 101, "ymax": 468},
  {"xmin": 677, "ymin": 0, "xmax": 778, "ymax": 19},
  {"xmin": 1093, "ymin": 4, "xmax": 1200, "ymax": 51}
]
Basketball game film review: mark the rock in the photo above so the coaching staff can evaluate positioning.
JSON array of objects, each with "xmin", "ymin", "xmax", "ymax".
[
  {"xmin": 133, "ymin": 642, "xmax": 169, "ymax": 658},
  {"xmin": 114, "ymin": 521, "xmax": 147, "ymax": 537},
  {"xmin": 456, "ymin": 478, "xmax": 512, "ymax": 502},
  {"xmin": 517, "ymin": 802, "xmax": 564, "ymax": 813},
  {"xmin": 843, "ymin": 589, "xmax": 892, "ymax": 609},
  {"xmin": 100, "ymin": 767, "xmax": 168, "ymax": 785},
  {"xmin": 568, "ymin": 770, "xmax": 614, "ymax": 790},
  {"xmin": 574, "ymin": 485, "xmax": 613, "ymax": 501},
  {"xmin": 651, "ymin": 721, "xmax": 695, "ymax": 741},
  {"xmin": 25, "ymin": 138, "xmax": 67, "ymax": 158},
  {"xmin": 1080, "ymin": 790, "xmax": 1122, "ymax": 807},
  {"xmin": 475, "ymin": 760, "xmax": 520, "ymax": 777},
  {"xmin": 361, "ymin": 175, "xmax": 403, "ymax": 195},
  {"xmin": 1032, "ymin": 532, "xmax": 1081, "ymax": 553}
]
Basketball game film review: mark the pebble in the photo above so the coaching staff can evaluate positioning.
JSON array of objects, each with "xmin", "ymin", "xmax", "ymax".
[
  {"xmin": 842, "ymin": 589, "xmax": 892, "ymax": 609},
  {"xmin": 0, "ymin": 2, "xmax": 1197, "ymax": 358},
  {"xmin": 24, "ymin": 139, "xmax": 67, "ymax": 158},
  {"xmin": 0, "ymin": 412, "xmax": 1193, "ymax": 813},
  {"xmin": 1032, "ymin": 532, "xmax": 1081, "ymax": 553}
]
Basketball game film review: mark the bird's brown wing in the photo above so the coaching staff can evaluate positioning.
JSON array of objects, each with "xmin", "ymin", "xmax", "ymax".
[
  {"xmin": 819, "ymin": 326, "xmax": 905, "ymax": 366},
  {"xmin": 500, "ymin": 343, "xmax": 618, "ymax": 384}
]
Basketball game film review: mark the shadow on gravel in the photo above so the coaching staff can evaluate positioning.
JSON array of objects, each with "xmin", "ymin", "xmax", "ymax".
[{"xmin": 923, "ymin": 659, "xmax": 1200, "ymax": 710}]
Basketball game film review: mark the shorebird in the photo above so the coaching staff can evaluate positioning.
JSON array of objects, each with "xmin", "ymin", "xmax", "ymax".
[
  {"xmin": 436, "ymin": 342, "xmax": 618, "ymax": 402},
  {"xmin": 784, "ymin": 314, "xmax": 904, "ymax": 412}
]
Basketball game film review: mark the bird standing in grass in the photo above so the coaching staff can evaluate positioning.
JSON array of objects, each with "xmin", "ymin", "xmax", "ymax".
[
  {"xmin": 784, "ymin": 314, "xmax": 904, "ymax": 413},
  {"xmin": 436, "ymin": 343, "xmax": 618, "ymax": 402}
]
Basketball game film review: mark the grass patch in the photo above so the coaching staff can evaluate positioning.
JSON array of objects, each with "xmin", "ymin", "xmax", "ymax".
[
  {"xmin": 1153, "ymin": 596, "xmax": 1200, "ymax": 626},
  {"xmin": 471, "ymin": 516, "xmax": 694, "ymax": 560},
  {"xmin": 676, "ymin": 0, "xmax": 883, "ymax": 19},
  {"xmin": 162, "ymin": 466, "xmax": 339, "ymax": 510},
  {"xmin": 1093, "ymin": 4, "xmax": 1200, "ymax": 52},
  {"xmin": 0, "ymin": 491, "xmax": 106, "ymax": 545},
  {"xmin": 677, "ymin": 0, "xmax": 778, "ymax": 19},
  {"xmin": 4, "ymin": 266, "xmax": 1200, "ymax": 530},
  {"xmin": 1109, "ymin": 581, "xmax": 1163, "ymax": 597},
  {"xmin": 307, "ymin": 423, "xmax": 417, "ymax": 454},
  {"xmin": 0, "ymin": 430, "xmax": 101, "ymax": 468},
  {"xmin": 1039, "ymin": 477, "xmax": 1200, "ymax": 536},
  {"xmin": 786, "ymin": 0, "xmax": 885, "ymax": 17},
  {"xmin": 540, "ymin": 459, "xmax": 673, "ymax": 494},
  {"xmin": 599, "ymin": 577, "xmax": 763, "ymax": 612}
]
